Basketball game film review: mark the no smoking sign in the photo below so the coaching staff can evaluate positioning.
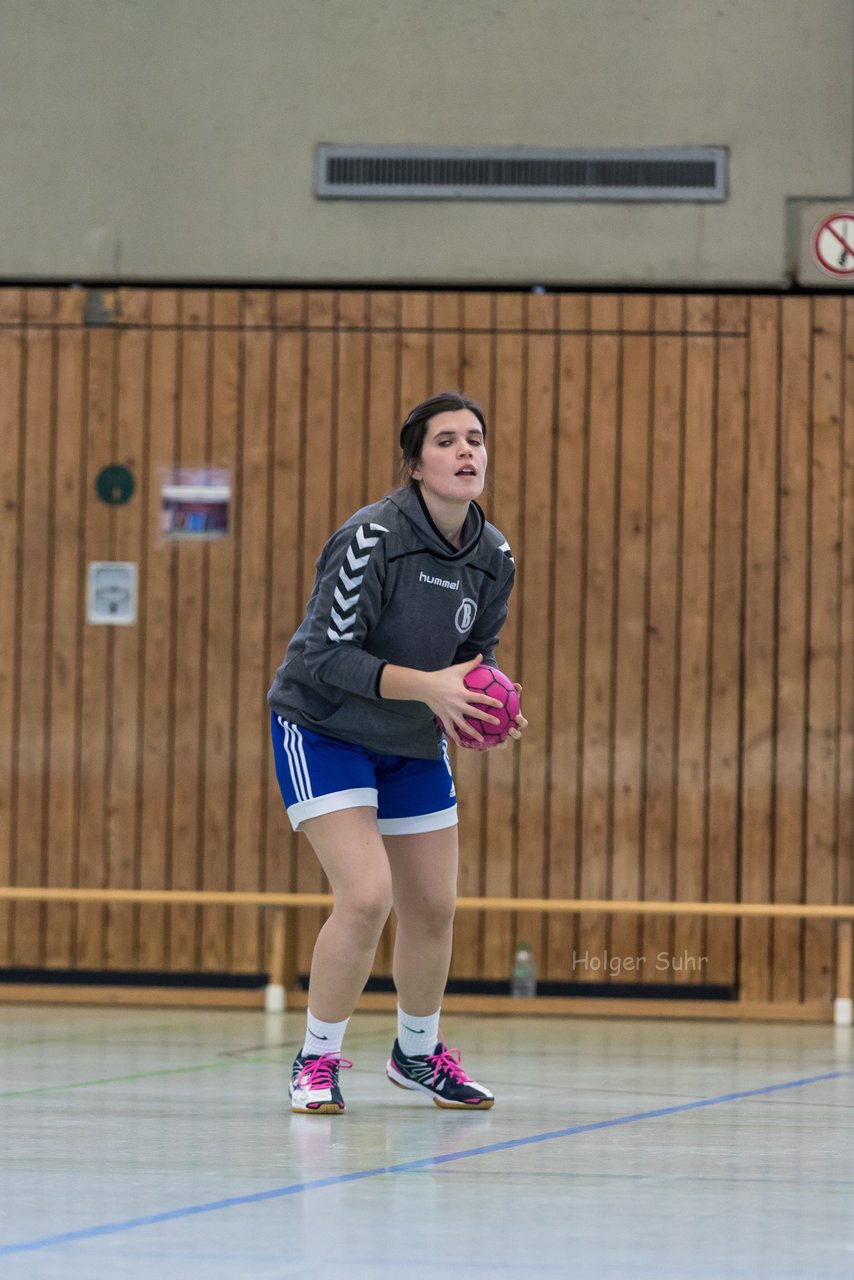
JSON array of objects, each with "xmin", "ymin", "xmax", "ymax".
[{"xmin": 811, "ymin": 211, "xmax": 854, "ymax": 279}]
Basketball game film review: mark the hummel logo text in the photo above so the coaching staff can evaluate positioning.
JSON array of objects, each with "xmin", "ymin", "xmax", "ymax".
[{"xmin": 419, "ymin": 570, "xmax": 459, "ymax": 590}]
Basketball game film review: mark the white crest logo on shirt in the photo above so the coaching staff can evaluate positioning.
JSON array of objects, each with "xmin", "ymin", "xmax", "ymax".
[{"xmin": 455, "ymin": 598, "xmax": 477, "ymax": 634}]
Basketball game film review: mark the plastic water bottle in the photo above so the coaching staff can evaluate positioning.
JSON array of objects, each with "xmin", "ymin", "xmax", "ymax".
[{"xmin": 511, "ymin": 943, "xmax": 537, "ymax": 998}]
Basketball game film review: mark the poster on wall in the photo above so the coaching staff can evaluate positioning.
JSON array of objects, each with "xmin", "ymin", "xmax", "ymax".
[
  {"xmin": 87, "ymin": 562, "xmax": 138, "ymax": 625},
  {"xmin": 161, "ymin": 468, "xmax": 232, "ymax": 541}
]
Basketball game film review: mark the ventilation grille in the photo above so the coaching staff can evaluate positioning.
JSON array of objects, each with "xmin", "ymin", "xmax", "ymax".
[{"xmin": 315, "ymin": 146, "xmax": 727, "ymax": 201}]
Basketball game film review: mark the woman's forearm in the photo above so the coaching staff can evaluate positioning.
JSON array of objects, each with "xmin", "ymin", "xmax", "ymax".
[
  {"xmin": 378, "ymin": 655, "xmax": 513, "ymax": 749},
  {"xmin": 378, "ymin": 664, "xmax": 433, "ymax": 702}
]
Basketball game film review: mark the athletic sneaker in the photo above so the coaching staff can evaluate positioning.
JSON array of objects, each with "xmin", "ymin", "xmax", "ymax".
[
  {"xmin": 290, "ymin": 1051, "xmax": 353, "ymax": 1114},
  {"xmin": 386, "ymin": 1039, "xmax": 494, "ymax": 1109}
]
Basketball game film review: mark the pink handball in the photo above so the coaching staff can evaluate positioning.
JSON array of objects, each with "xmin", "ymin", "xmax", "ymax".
[{"xmin": 441, "ymin": 664, "xmax": 521, "ymax": 751}]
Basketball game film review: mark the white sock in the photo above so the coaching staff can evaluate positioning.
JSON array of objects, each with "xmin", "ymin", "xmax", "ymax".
[
  {"xmin": 303, "ymin": 1012, "xmax": 349, "ymax": 1058},
  {"xmin": 397, "ymin": 1006, "xmax": 441, "ymax": 1057}
]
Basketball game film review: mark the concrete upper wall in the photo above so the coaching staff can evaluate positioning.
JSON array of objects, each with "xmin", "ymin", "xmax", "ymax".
[{"xmin": 1, "ymin": 0, "xmax": 851, "ymax": 285}]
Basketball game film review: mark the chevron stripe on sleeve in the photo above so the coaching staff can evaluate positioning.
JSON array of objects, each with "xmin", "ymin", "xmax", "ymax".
[{"xmin": 326, "ymin": 523, "xmax": 389, "ymax": 643}]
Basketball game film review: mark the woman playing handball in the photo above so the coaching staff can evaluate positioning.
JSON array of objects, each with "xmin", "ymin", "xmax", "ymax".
[{"xmin": 268, "ymin": 391, "xmax": 526, "ymax": 1113}]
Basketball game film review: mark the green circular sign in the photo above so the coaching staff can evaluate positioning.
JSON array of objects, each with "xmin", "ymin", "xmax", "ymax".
[{"xmin": 95, "ymin": 465, "xmax": 135, "ymax": 506}]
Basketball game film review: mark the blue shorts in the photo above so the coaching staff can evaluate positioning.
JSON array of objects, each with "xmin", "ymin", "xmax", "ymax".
[{"xmin": 270, "ymin": 712, "xmax": 458, "ymax": 835}]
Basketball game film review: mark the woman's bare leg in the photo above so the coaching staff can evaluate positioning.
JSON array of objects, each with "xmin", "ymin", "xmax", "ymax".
[
  {"xmin": 384, "ymin": 825, "xmax": 459, "ymax": 1015},
  {"xmin": 299, "ymin": 806, "xmax": 392, "ymax": 1022}
]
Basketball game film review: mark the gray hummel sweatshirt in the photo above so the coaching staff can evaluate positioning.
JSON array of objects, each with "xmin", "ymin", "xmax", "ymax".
[{"xmin": 267, "ymin": 485, "xmax": 516, "ymax": 759}]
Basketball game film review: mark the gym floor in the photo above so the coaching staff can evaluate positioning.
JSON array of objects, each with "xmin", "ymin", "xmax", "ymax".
[{"xmin": 1, "ymin": 1006, "xmax": 852, "ymax": 1278}]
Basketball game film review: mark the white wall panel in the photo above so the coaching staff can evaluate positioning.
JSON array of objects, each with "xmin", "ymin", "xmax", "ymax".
[{"xmin": 0, "ymin": 0, "xmax": 850, "ymax": 284}]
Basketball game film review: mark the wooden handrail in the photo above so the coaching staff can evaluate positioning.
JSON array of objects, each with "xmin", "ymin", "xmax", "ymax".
[
  {"xmin": 1, "ymin": 886, "xmax": 851, "ymax": 1019},
  {"xmin": 1, "ymin": 885, "xmax": 854, "ymax": 919}
]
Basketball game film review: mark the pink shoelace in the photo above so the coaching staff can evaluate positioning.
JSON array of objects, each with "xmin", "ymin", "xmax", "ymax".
[
  {"xmin": 296, "ymin": 1053, "xmax": 353, "ymax": 1090},
  {"xmin": 426, "ymin": 1045, "xmax": 473, "ymax": 1086}
]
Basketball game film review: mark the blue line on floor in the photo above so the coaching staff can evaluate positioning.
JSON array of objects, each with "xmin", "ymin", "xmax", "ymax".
[{"xmin": 1, "ymin": 1067, "xmax": 850, "ymax": 1257}]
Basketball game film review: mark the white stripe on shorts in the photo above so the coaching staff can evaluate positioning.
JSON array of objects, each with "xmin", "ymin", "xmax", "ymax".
[
  {"xmin": 376, "ymin": 805, "xmax": 459, "ymax": 836},
  {"xmin": 288, "ymin": 788, "xmax": 379, "ymax": 833},
  {"xmin": 440, "ymin": 738, "xmax": 456, "ymax": 798},
  {"xmin": 279, "ymin": 718, "xmax": 313, "ymax": 803}
]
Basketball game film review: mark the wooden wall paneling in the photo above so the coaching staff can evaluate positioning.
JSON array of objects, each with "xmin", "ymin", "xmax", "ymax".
[
  {"xmin": 773, "ymin": 298, "xmax": 811, "ymax": 1002},
  {"xmin": 8, "ymin": 284, "xmax": 854, "ymax": 1008},
  {"xmin": 620, "ymin": 295, "xmax": 651, "ymax": 335},
  {"xmin": 105, "ymin": 301, "xmax": 148, "ymax": 969},
  {"xmin": 334, "ymin": 292, "xmax": 369, "ymax": 523},
  {"xmin": 199, "ymin": 291, "xmax": 241, "ymax": 973},
  {"xmin": 0, "ymin": 287, "xmax": 23, "ymax": 322},
  {"xmin": 481, "ymin": 294, "xmax": 525, "ymax": 981},
  {"xmin": 606, "ymin": 295, "xmax": 651, "ymax": 983},
  {"xmin": 543, "ymin": 296, "xmax": 587, "ymax": 982},
  {"xmin": 59, "ymin": 289, "xmax": 86, "ymax": 326},
  {"xmin": 366, "ymin": 293, "xmax": 400, "ymax": 509},
  {"xmin": 0, "ymin": 304, "xmax": 23, "ymax": 965},
  {"xmin": 803, "ymin": 297, "xmax": 844, "ymax": 1003},
  {"xmin": 16, "ymin": 293, "xmax": 59, "ymax": 967},
  {"xmin": 718, "ymin": 296, "xmax": 749, "ymax": 337},
  {"xmin": 494, "ymin": 294, "xmax": 524, "ymax": 336},
  {"xmin": 430, "ymin": 293, "xmax": 463, "ymax": 391},
  {"xmin": 295, "ymin": 292, "xmax": 337, "ymax": 979},
  {"xmin": 232, "ymin": 291, "xmax": 275, "ymax": 973},
  {"xmin": 168, "ymin": 291, "xmax": 210, "ymax": 971},
  {"xmin": 577, "ymin": 296, "xmax": 620, "ymax": 981},
  {"xmin": 839, "ymin": 298, "xmax": 854, "ymax": 925},
  {"xmin": 138, "ymin": 291, "xmax": 180, "ymax": 971},
  {"xmin": 75, "ymin": 317, "xmax": 116, "ymax": 968},
  {"xmin": 11, "ymin": 295, "xmax": 54, "ymax": 965},
  {"xmin": 704, "ymin": 314, "xmax": 748, "ymax": 985},
  {"xmin": 113, "ymin": 290, "xmax": 150, "ymax": 965},
  {"xmin": 671, "ymin": 310, "xmax": 714, "ymax": 984},
  {"xmin": 44, "ymin": 315, "xmax": 86, "ymax": 968},
  {"xmin": 685, "ymin": 297, "xmax": 716, "ymax": 335},
  {"xmin": 396, "ymin": 292, "xmax": 430, "ymax": 647},
  {"xmin": 398, "ymin": 293, "xmax": 430, "ymax": 422},
  {"xmin": 116, "ymin": 290, "xmax": 147, "ymax": 325},
  {"xmin": 245, "ymin": 290, "xmax": 279, "ymax": 972},
  {"xmin": 516, "ymin": 298, "xmax": 556, "ymax": 970},
  {"xmin": 23, "ymin": 288, "xmax": 58, "ymax": 322},
  {"xmin": 274, "ymin": 291, "xmax": 304, "ymax": 332},
  {"xmin": 527, "ymin": 291, "xmax": 557, "ymax": 336},
  {"xmin": 265, "ymin": 293, "xmax": 306, "ymax": 969},
  {"xmin": 461, "ymin": 294, "xmax": 494, "ymax": 410},
  {"xmin": 640, "ymin": 296, "xmax": 684, "ymax": 974},
  {"xmin": 739, "ymin": 298, "xmax": 780, "ymax": 1003}
]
